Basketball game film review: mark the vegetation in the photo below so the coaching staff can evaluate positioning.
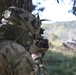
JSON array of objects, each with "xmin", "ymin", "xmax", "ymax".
[
  {"xmin": 43, "ymin": 50, "xmax": 76, "ymax": 75},
  {"xmin": 42, "ymin": 21, "xmax": 76, "ymax": 42},
  {"xmin": 42, "ymin": 20, "xmax": 76, "ymax": 75}
]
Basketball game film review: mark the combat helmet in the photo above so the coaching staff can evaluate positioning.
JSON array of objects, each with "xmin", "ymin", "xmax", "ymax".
[{"xmin": 1, "ymin": 6, "xmax": 41, "ymax": 35}]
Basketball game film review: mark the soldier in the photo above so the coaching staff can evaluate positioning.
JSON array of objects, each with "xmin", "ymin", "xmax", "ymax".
[{"xmin": 0, "ymin": 6, "xmax": 49, "ymax": 75}]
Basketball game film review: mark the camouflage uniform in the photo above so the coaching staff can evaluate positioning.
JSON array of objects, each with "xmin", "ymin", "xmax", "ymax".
[
  {"xmin": 0, "ymin": 40, "xmax": 36, "ymax": 75},
  {"xmin": 0, "ymin": 6, "xmax": 49, "ymax": 75}
]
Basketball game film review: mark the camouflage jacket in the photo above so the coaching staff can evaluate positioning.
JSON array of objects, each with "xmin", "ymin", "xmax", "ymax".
[{"xmin": 0, "ymin": 40, "xmax": 36, "ymax": 75}]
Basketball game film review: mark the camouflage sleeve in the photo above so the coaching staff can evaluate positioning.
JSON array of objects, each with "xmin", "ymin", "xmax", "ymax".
[{"xmin": 0, "ymin": 40, "xmax": 36, "ymax": 75}]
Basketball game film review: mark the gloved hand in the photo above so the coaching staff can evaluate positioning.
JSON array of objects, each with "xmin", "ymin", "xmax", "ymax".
[{"xmin": 29, "ymin": 38, "xmax": 49, "ymax": 57}]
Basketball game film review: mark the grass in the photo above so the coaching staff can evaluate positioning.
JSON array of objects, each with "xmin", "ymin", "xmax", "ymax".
[{"xmin": 43, "ymin": 50, "xmax": 76, "ymax": 75}]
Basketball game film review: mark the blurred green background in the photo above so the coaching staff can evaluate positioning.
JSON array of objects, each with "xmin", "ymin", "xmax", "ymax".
[{"xmin": 42, "ymin": 21, "xmax": 76, "ymax": 75}]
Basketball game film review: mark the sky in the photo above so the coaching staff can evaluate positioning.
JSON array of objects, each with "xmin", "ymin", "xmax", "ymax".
[{"xmin": 32, "ymin": 0, "xmax": 76, "ymax": 23}]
